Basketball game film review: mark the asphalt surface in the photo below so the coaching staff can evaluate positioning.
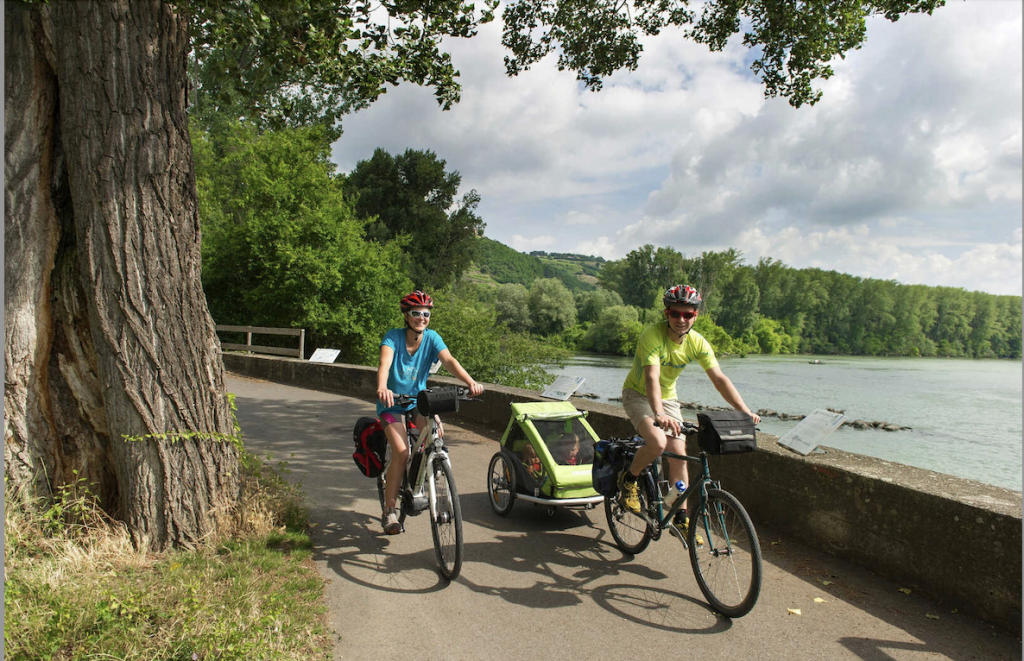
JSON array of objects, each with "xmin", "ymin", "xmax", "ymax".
[{"xmin": 227, "ymin": 374, "xmax": 1022, "ymax": 661}]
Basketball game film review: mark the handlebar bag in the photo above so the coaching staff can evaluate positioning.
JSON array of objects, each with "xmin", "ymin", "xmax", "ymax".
[
  {"xmin": 352, "ymin": 416, "xmax": 387, "ymax": 477},
  {"xmin": 417, "ymin": 386, "xmax": 460, "ymax": 416},
  {"xmin": 697, "ymin": 411, "xmax": 756, "ymax": 454}
]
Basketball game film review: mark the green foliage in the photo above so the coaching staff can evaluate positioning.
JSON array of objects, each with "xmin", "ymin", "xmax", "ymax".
[
  {"xmin": 5, "ymin": 452, "xmax": 327, "ymax": 660},
  {"xmin": 187, "ymin": 0, "xmax": 498, "ymax": 135},
  {"xmin": 493, "ymin": 283, "xmax": 532, "ymax": 333},
  {"xmin": 194, "ymin": 119, "xmax": 410, "ymax": 363},
  {"xmin": 427, "ymin": 290, "xmax": 566, "ymax": 390},
  {"xmin": 592, "ymin": 245, "xmax": 1020, "ymax": 360},
  {"xmin": 501, "ymin": 0, "xmax": 944, "ymax": 107},
  {"xmin": 582, "ymin": 305, "xmax": 642, "ymax": 355},
  {"xmin": 528, "ymin": 278, "xmax": 578, "ymax": 335},
  {"xmin": 598, "ymin": 244, "xmax": 683, "ymax": 308},
  {"xmin": 344, "ymin": 148, "xmax": 485, "ymax": 291},
  {"xmin": 475, "ymin": 236, "xmax": 595, "ymax": 292},
  {"xmin": 576, "ymin": 288, "xmax": 624, "ymax": 323}
]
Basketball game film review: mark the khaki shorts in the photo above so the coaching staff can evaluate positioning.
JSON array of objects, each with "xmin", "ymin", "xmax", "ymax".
[{"xmin": 621, "ymin": 388, "xmax": 683, "ymax": 432}]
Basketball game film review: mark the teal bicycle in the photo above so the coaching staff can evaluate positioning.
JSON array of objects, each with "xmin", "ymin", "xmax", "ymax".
[{"xmin": 603, "ymin": 421, "xmax": 762, "ymax": 618}]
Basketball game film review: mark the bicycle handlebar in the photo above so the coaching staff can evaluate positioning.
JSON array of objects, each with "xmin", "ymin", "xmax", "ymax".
[{"xmin": 391, "ymin": 387, "xmax": 480, "ymax": 408}]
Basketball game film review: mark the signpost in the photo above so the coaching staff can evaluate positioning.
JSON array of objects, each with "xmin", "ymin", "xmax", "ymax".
[
  {"xmin": 308, "ymin": 348, "xmax": 340, "ymax": 364},
  {"xmin": 776, "ymin": 409, "xmax": 847, "ymax": 455},
  {"xmin": 541, "ymin": 375, "xmax": 586, "ymax": 401}
]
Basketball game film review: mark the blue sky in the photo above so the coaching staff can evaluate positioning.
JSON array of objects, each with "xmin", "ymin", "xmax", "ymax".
[{"xmin": 331, "ymin": 1, "xmax": 1022, "ymax": 296}]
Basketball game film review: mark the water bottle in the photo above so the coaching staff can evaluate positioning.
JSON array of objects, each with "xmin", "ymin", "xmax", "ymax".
[{"xmin": 665, "ymin": 480, "xmax": 685, "ymax": 508}]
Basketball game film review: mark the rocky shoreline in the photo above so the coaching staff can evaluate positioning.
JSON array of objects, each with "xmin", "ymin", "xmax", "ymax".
[{"xmin": 598, "ymin": 395, "xmax": 911, "ymax": 431}]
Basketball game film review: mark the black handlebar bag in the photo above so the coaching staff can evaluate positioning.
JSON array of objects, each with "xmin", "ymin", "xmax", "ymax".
[
  {"xmin": 697, "ymin": 411, "xmax": 757, "ymax": 455},
  {"xmin": 417, "ymin": 386, "xmax": 461, "ymax": 416}
]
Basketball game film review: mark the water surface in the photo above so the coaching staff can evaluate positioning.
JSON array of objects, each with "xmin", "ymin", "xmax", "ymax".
[{"xmin": 548, "ymin": 353, "xmax": 1023, "ymax": 492}]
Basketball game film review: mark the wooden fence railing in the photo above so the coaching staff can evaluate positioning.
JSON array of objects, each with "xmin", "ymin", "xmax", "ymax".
[{"xmin": 215, "ymin": 325, "xmax": 305, "ymax": 359}]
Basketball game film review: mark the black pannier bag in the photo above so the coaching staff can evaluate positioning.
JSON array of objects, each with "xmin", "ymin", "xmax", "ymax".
[
  {"xmin": 697, "ymin": 411, "xmax": 757, "ymax": 455},
  {"xmin": 417, "ymin": 386, "xmax": 460, "ymax": 416},
  {"xmin": 352, "ymin": 416, "xmax": 387, "ymax": 477},
  {"xmin": 592, "ymin": 439, "xmax": 626, "ymax": 496}
]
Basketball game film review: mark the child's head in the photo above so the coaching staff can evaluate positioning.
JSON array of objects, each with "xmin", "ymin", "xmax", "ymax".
[{"xmin": 523, "ymin": 442, "xmax": 537, "ymax": 460}]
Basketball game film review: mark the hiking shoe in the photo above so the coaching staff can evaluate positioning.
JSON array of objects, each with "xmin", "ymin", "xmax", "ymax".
[
  {"xmin": 617, "ymin": 470, "xmax": 641, "ymax": 514},
  {"xmin": 382, "ymin": 508, "xmax": 402, "ymax": 535},
  {"xmin": 673, "ymin": 510, "xmax": 703, "ymax": 546}
]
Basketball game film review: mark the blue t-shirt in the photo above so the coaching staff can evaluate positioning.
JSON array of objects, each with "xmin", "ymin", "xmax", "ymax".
[{"xmin": 377, "ymin": 328, "xmax": 448, "ymax": 415}]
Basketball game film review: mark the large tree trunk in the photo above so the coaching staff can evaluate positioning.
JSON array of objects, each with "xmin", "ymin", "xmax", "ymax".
[{"xmin": 5, "ymin": 0, "xmax": 239, "ymax": 551}]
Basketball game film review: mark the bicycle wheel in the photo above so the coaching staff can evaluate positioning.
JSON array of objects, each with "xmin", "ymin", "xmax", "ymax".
[
  {"xmin": 689, "ymin": 488, "xmax": 762, "ymax": 618},
  {"xmin": 376, "ymin": 442, "xmax": 408, "ymax": 524},
  {"xmin": 430, "ymin": 458, "xmax": 464, "ymax": 580},
  {"xmin": 487, "ymin": 452, "xmax": 517, "ymax": 516},
  {"xmin": 604, "ymin": 473, "xmax": 654, "ymax": 555}
]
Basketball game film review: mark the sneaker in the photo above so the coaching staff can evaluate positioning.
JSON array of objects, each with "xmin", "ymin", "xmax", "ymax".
[
  {"xmin": 617, "ymin": 470, "xmax": 641, "ymax": 514},
  {"xmin": 382, "ymin": 508, "xmax": 402, "ymax": 535},
  {"xmin": 673, "ymin": 510, "xmax": 704, "ymax": 546}
]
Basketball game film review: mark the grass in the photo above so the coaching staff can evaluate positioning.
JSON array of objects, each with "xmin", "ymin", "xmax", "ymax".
[{"xmin": 4, "ymin": 451, "xmax": 330, "ymax": 661}]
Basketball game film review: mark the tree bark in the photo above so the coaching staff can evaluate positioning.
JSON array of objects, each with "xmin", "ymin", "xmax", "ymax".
[{"xmin": 5, "ymin": 0, "xmax": 239, "ymax": 551}]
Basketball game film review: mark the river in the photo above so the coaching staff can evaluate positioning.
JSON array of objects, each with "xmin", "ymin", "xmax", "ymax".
[{"xmin": 546, "ymin": 353, "xmax": 1023, "ymax": 492}]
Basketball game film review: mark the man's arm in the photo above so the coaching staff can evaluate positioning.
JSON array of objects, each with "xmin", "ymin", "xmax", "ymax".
[
  {"xmin": 645, "ymin": 364, "xmax": 681, "ymax": 436},
  {"xmin": 706, "ymin": 366, "xmax": 761, "ymax": 424}
]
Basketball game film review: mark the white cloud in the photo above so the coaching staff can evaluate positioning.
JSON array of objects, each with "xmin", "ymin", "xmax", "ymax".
[{"xmin": 331, "ymin": 1, "xmax": 1023, "ymax": 297}]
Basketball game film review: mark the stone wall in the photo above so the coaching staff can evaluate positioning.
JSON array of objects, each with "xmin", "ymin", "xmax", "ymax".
[{"xmin": 223, "ymin": 353, "xmax": 1022, "ymax": 634}]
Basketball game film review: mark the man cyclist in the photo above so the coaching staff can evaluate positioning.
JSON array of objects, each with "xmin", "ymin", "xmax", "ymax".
[
  {"xmin": 618, "ymin": 285, "xmax": 760, "ymax": 532},
  {"xmin": 376, "ymin": 290, "xmax": 484, "ymax": 535}
]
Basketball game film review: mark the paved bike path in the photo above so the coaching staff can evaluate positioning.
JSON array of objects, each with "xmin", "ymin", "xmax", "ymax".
[{"xmin": 226, "ymin": 374, "xmax": 1021, "ymax": 661}]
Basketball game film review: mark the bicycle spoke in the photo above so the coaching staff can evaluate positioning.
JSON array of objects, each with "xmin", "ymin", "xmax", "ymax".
[{"xmin": 689, "ymin": 489, "xmax": 762, "ymax": 618}]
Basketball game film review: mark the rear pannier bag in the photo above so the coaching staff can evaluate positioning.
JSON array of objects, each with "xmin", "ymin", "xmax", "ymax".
[
  {"xmin": 697, "ymin": 411, "xmax": 757, "ymax": 455},
  {"xmin": 352, "ymin": 416, "xmax": 387, "ymax": 477},
  {"xmin": 591, "ymin": 439, "xmax": 626, "ymax": 496}
]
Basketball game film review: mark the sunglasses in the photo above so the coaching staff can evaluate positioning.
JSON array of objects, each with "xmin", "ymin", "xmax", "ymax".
[
  {"xmin": 408, "ymin": 310, "xmax": 431, "ymax": 319},
  {"xmin": 667, "ymin": 310, "xmax": 698, "ymax": 320}
]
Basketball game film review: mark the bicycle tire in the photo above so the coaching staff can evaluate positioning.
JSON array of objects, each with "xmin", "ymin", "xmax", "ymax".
[
  {"xmin": 430, "ymin": 457, "xmax": 464, "ymax": 580},
  {"xmin": 487, "ymin": 452, "xmax": 517, "ymax": 516},
  {"xmin": 689, "ymin": 488, "xmax": 762, "ymax": 618},
  {"xmin": 604, "ymin": 472, "xmax": 654, "ymax": 555},
  {"xmin": 376, "ymin": 441, "xmax": 408, "ymax": 524}
]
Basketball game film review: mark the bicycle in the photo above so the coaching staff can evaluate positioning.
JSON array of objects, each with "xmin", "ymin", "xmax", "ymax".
[
  {"xmin": 376, "ymin": 386, "xmax": 476, "ymax": 580},
  {"xmin": 603, "ymin": 420, "xmax": 763, "ymax": 618}
]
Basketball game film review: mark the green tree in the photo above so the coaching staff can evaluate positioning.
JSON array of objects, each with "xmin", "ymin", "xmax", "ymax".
[
  {"xmin": 195, "ymin": 120, "xmax": 411, "ymax": 364},
  {"xmin": 345, "ymin": 148, "xmax": 485, "ymax": 291},
  {"xmin": 714, "ymin": 266, "xmax": 761, "ymax": 337},
  {"xmin": 494, "ymin": 283, "xmax": 532, "ymax": 333},
  {"xmin": 502, "ymin": 0, "xmax": 945, "ymax": 108},
  {"xmin": 583, "ymin": 305, "xmax": 642, "ymax": 355},
  {"xmin": 528, "ymin": 278, "xmax": 578, "ymax": 335},
  {"xmin": 598, "ymin": 245, "xmax": 682, "ymax": 308},
  {"xmin": 577, "ymin": 289, "xmax": 625, "ymax": 323},
  {"xmin": 428, "ymin": 291, "xmax": 565, "ymax": 389},
  {"xmin": 189, "ymin": 0, "xmax": 498, "ymax": 136}
]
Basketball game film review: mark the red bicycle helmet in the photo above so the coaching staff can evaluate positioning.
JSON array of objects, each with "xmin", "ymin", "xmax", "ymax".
[
  {"xmin": 663, "ymin": 285, "xmax": 702, "ymax": 307},
  {"xmin": 400, "ymin": 290, "xmax": 434, "ymax": 312}
]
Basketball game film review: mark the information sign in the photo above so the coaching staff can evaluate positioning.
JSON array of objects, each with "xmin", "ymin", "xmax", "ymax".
[{"xmin": 776, "ymin": 409, "xmax": 847, "ymax": 455}]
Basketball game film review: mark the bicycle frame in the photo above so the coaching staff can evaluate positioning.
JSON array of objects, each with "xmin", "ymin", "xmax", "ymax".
[
  {"xmin": 645, "ymin": 449, "xmax": 714, "ymax": 529},
  {"xmin": 400, "ymin": 411, "xmax": 452, "ymax": 520}
]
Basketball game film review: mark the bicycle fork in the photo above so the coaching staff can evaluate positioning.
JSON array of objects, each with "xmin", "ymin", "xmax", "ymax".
[{"xmin": 426, "ymin": 447, "xmax": 453, "ymax": 524}]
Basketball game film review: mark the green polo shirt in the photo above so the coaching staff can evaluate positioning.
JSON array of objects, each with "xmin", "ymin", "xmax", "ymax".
[{"xmin": 622, "ymin": 323, "xmax": 719, "ymax": 401}]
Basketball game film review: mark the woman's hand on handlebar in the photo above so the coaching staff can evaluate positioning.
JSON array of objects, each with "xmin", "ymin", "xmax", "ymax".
[{"xmin": 377, "ymin": 387, "xmax": 394, "ymax": 409}]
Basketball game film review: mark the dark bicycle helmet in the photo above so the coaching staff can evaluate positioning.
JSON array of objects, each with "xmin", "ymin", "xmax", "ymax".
[
  {"xmin": 663, "ymin": 285, "xmax": 702, "ymax": 307},
  {"xmin": 400, "ymin": 290, "xmax": 434, "ymax": 312}
]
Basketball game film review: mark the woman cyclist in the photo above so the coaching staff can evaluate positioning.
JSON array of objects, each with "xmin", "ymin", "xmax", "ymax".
[{"xmin": 376, "ymin": 290, "xmax": 484, "ymax": 535}]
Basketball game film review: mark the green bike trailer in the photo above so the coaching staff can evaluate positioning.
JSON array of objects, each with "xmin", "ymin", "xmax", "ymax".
[{"xmin": 486, "ymin": 401, "xmax": 604, "ymax": 517}]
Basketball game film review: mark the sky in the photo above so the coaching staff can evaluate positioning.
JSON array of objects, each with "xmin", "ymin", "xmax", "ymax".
[{"xmin": 330, "ymin": 1, "xmax": 1023, "ymax": 297}]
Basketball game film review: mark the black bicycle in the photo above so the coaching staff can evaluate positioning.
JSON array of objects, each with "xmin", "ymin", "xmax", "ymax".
[
  {"xmin": 604, "ymin": 421, "xmax": 762, "ymax": 617},
  {"xmin": 376, "ymin": 386, "xmax": 475, "ymax": 580}
]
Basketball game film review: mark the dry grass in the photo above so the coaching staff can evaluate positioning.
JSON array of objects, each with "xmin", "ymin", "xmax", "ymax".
[{"xmin": 4, "ymin": 451, "xmax": 328, "ymax": 661}]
